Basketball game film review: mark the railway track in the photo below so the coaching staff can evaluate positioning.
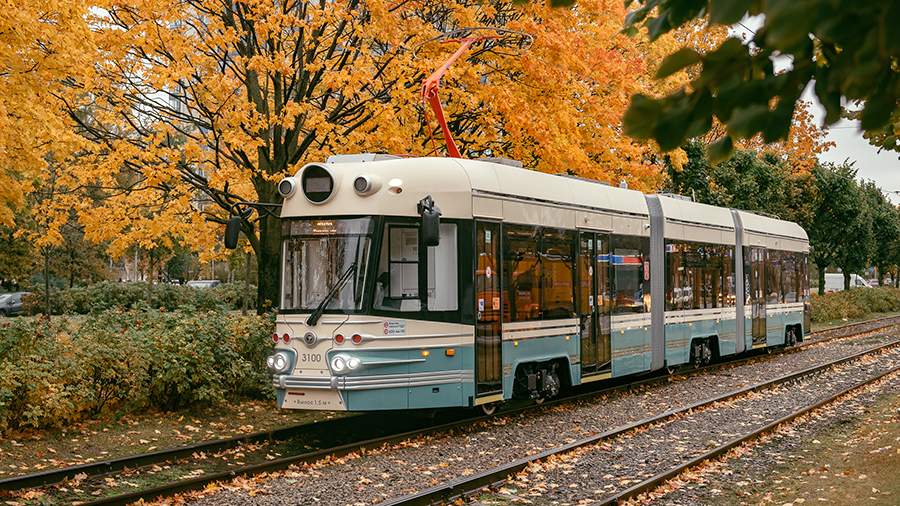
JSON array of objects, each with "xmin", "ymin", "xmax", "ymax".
[
  {"xmin": 386, "ymin": 339, "xmax": 900, "ymax": 506},
  {"xmin": 1, "ymin": 315, "xmax": 898, "ymax": 505}
]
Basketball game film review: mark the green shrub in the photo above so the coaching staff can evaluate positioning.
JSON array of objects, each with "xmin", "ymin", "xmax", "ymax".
[
  {"xmin": 810, "ymin": 286, "xmax": 900, "ymax": 323},
  {"xmin": 22, "ymin": 281, "xmax": 257, "ymax": 315},
  {"xmin": 0, "ymin": 309, "xmax": 273, "ymax": 432}
]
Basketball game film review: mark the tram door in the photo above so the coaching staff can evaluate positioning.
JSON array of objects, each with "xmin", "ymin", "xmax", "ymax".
[
  {"xmin": 750, "ymin": 247, "xmax": 767, "ymax": 346},
  {"xmin": 475, "ymin": 222, "xmax": 502, "ymax": 397},
  {"xmin": 579, "ymin": 232, "xmax": 612, "ymax": 374}
]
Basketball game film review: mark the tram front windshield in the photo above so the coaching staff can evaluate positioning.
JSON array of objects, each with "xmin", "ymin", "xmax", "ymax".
[{"xmin": 281, "ymin": 217, "xmax": 374, "ymax": 312}]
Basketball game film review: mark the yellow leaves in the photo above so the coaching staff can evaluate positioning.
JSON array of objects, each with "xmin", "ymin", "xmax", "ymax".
[{"xmin": 10, "ymin": 0, "xmax": 733, "ymax": 261}]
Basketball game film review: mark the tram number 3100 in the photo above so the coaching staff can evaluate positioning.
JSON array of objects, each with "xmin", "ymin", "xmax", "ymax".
[{"xmin": 300, "ymin": 353, "xmax": 322, "ymax": 363}]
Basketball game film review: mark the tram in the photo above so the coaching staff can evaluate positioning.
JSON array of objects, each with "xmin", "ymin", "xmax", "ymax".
[{"xmin": 262, "ymin": 154, "xmax": 810, "ymax": 413}]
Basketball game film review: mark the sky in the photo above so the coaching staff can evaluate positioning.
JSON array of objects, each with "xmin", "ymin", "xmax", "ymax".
[{"xmin": 734, "ymin": 18, "xmax": 900, "ymax": 200}]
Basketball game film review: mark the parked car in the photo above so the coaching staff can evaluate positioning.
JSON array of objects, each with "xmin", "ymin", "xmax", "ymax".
[
  {"xmin": 185, "ymin": 279, "xmax": 221, "ymax": 289},
  {"xmin": 0, "ymin": 291, "xmax": 31, "ymax": 316},
  {"xmin": 823, "ymin": 273, "xmax": 870, "ymax": 293}
]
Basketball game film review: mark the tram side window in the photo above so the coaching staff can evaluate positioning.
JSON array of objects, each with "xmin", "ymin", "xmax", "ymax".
[
  {"xmin": 373, "ymin": 222, "xmax": 458, "ymax": 312},
  {"xmin": 799, "ymin": 253, "xmax": 810, "ymax": 301},
  {"xmin": 665, "ymin": 241, "xmax": 735, "ymax": 310},
  {"xmin": 765, "ymin": 250, "xmax": 782, "ymax": 304},
  {"xmin": 504, "ymin": 225, "xmax": 542, "ymax": 322},
  {"xmin": 781, "ymin": 252, "xmax": 797, "ymax": 303},
  {"xmin": 611, "ymin": 235, "xmax": 649, "ymax": 314},
  {"xmin": 540, "ymin": 228, "xmax": 576, "ymax": 319}
]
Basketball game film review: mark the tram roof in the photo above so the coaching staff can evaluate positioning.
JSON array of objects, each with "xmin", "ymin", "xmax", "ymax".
[
  {"xmin": 282, "ymin": 156, "xmax": 649, "ymax": 220},
  {"xmin": 281, "ymin": 156, "xmax": 808, "ymax": 243},
  {"xmin": 735, "ymin": 210, "xmax": 808, "ymax": 242}
]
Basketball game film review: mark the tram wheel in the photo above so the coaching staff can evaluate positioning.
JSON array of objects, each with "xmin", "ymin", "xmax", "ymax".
[
  {"xmin": 479, "ymin": 403, "xmax": 498, "ymax": 416},
  {"xmin": 692, "ymin": 340, "xmax": 713, "ymax": 367},
  {"xmin": 786, "ymin": 327, "xmax": 798, "ymax": 347}
]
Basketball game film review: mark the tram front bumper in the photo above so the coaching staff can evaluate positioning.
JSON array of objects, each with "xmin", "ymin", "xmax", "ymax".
[{"xmin": 274, "ymin": 370, "xmax": 472, "ymax": 411}]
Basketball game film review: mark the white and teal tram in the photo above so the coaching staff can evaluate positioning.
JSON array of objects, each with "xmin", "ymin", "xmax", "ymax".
[{"xmin": 267, "ymin": 155, "xmax": 810, "ymax": 412}]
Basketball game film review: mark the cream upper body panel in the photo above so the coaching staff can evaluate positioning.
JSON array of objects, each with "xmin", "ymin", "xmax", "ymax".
[
  {"xmin": 737, "ymin": 210, "xmax": 809, "ymax": 253},
  {"xmin": 281, "ymin": 157, "xmax": 653, "ymax": 237},
  {"xmin": 278, "ymin": 156, "xmax": 806, "ymax": 249},
  {"xmin": 658, "ymin": 195, "xmax": 735, "ymax": 245},
  {"xmin": 280, "ymin": 157, "xmax": 475, "ymax": 220}
]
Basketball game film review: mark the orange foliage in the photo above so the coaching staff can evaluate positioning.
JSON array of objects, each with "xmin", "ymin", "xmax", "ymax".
[{"xmin": 17, "ymin": 0, "xmax": 725, "ymax": 258}]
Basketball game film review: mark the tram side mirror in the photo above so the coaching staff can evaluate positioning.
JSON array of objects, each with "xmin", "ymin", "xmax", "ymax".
[
  {"xmin": 224, "ymin": 216, "xmax": 241, "ymax": 250},
  {"xmin": 417, "ymin": 195, "xmax": 441, "ymax": 247}
]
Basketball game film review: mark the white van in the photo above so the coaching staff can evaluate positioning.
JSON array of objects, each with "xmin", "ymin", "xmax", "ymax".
[{"xmin": 824, "ymin": 273, "xmax": 870, "ymax": 293}]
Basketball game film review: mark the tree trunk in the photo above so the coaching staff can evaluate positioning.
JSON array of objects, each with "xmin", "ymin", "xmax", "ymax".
[
  {"xmin": 254, "ymin": 176, "xmax": 282, "ymax": 314},
  {"xmin": 817, "ymin": 263, "xmax": 826, "ymax": 296},
  {"xmin": 843, "ymin": 271, "xmax": 850, "ymax": 291}
]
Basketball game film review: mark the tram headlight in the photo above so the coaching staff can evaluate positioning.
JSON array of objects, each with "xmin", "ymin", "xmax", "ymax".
[
  {"xmin": 331, "ymin": 355, "xmax": 347, "ymax": 373},
  {"xmin": 266, "ymin": 350, "xmax": 294, "ymax": 374},
  {"xmin": 277, "ymin": 177, "xmax": 297, "ymax": 198},
  {"xmin": 347, "ymin": 357, "xmax": 361, "ymax": 370},
  {"xmin": 353, "ymin": 175, "xmax": 381, "ymax": 196}
]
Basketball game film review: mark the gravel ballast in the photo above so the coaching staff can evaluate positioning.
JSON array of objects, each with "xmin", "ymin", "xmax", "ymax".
[
  {"xmin": 188, "ymin": 331, "xmax": 900, "ymax": 506},
  {"xmin": 652, "ymin": 373, "xmax": 900, "ymax": 505},
  {"xmin": 484, "ymin": 346, "xmax": 900, "ymax": 505}
]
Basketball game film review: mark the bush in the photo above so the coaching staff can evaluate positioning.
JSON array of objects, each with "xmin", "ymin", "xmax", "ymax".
[
  {"xmin": 22, "ymin": 281, "xmax": 257, "ymax": 315},
  {"xmin": 0, "ymin": 309, "xmax": 274, "ymax": 432},
  {"xmin": 810, "ymin": 286, "xmax": 900, "ymax": 323}
]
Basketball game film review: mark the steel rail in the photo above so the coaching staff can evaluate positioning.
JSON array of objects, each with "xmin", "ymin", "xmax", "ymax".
[
  {"xmin": 601, "ymin": 363, "xmax": 900, "ymax": 505},
  {"xmin": 383, "ymin": 339, "xmax": 900, "ymax": 506},
  {"xmin": 2, "ymin": 315, "xmax": 897, "ymax": 502}
]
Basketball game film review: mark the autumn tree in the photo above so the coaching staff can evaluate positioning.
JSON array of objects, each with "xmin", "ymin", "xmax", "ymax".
[
  {"xmin": 44, "ymin": 0, "xmax": 718, "ymax": 310},
  {"xmin": 0, "ymin": 1, "xmax": 95, "ymax": 226}
]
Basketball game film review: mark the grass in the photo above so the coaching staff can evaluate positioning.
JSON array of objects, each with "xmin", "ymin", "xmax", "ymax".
[
  {"xmin": 0, "ymin": 400, "xmax": 345, "ymax": 480},
  {"xmin": 740, "ymin": 389, "xmax": 900, "ymax": 505},
  {"xmin": 810, "ymin": 310, "xmax": 900, "ymax": 333}
]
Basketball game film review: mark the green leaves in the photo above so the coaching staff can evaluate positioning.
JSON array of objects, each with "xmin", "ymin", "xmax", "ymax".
[
  {"xmin": 656, "ymin": 48, "xmax": 701, "ymax": 79},
  {"xmin": 708, "ymin": 0, "xmax": 752, "ymax": 25},
  {"xmin": 621, "ymin": 0, "xmax": 900, "ymax": 160}
]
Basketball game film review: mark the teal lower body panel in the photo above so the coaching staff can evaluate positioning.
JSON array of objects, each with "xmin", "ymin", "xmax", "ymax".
[
  {"xmin": 663, "ymin": 317, "xmax": 738, "ymax": 367},
  {"xmin": 611, "ymin": 325, "xmax": 651, "ymax": 377},
  {"xmin": 767, "ymin": 310, "xmax": 803, "ymax": 345},
  {"xmin": 501, "ymin": 334, "xmax": 578, "ymax": 399},
  {"xmin": 317, "ymin": 344, "xmax": 475, "ymax": 411}
]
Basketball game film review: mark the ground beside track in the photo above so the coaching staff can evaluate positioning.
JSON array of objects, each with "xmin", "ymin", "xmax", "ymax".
[{"xmin": 654, "ymin": 375, "xmax": 900, "ymax": 505}]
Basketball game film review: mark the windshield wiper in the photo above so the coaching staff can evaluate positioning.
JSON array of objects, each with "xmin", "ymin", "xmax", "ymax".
[{"xmin": 306, "ymin": 262, "xmax": 357, "ymax": 326}]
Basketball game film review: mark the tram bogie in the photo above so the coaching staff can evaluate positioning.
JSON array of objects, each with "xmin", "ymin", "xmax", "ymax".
[{"xmin": 264, "ymin": 156, "xmax": 810, "ymax": 412}]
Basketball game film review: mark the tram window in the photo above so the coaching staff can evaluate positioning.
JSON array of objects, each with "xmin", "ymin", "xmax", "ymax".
[
  {"xmin": 504, "ymin": 224, "xmax": 542, "ymax": 322},
  {"xmin": 665, "ymin": 242, "xmax": 684, "ymax": 311},
  {"xmin": 373, "ymin": 222, "xmax": 458, "ymax": 312},
  {"xmin": 722, "ymin": 246, "xmax": 735, "ymax": 307},
  {"xmin": 799, "ymin": 253, "xmax": 810, "ymax": 301},
  {"xmin": 429, "ymin": 224, "xmax": 458, "ymax": 310},
  {"xmin": 781, "ymin": 253, "xmax": 796, "ymax": 303},
  {"xmin": 611, "ymin": 235, "xmax": 648, "ymax": 314},
  {"xmin": 540, "ymin": 228, "xmax": 575, "ymax": 319},
  {"xmin": 766, "ymin": 250, "xmax": 782, "ymax": 304},
  {"xmin": 577, "ymin": 235, "xmax": 594, "ymax": 315},
  {"xmin": 665, "ymin": 241, "xmax": 735, "ymax": 311}
]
